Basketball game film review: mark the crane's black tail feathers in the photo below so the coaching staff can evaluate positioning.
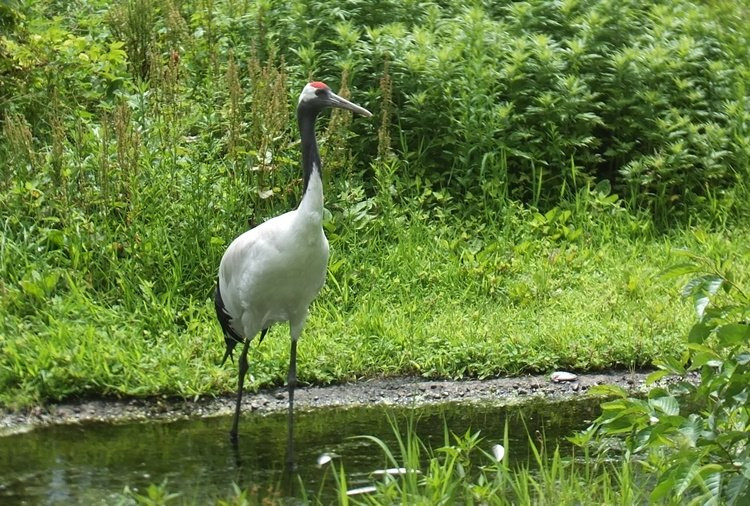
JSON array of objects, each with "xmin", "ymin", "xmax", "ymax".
[
  {"xmin": 214, "ymin": 282, "xmax": 269, "ymax": 366},
  {"xmin": 215, "ymin": 282, "xmax": 244, "ymax": 366}
]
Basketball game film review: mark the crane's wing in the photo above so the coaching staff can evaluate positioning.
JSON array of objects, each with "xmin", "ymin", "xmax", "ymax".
[{"xmin": 215, "ymin": 218, "xmax": 288, "ymax": 365}]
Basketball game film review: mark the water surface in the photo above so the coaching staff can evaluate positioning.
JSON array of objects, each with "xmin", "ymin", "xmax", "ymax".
[{"xmin": 0, "ymin": 397, "xmax": 601, "ymax": 504}]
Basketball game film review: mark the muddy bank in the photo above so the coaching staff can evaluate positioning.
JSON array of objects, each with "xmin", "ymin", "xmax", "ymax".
[{"xmin": 0, "ymin": 370, "xmax": 670, "ymax": 435}]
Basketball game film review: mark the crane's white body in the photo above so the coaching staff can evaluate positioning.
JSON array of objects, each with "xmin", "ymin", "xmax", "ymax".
[
  {"xmin": 216, "ymin": 82, "xmax": 370, "ymax": 462},
  {"xmin": 218, "ymin": 162, "xmax": 328, "ymax": 343}
]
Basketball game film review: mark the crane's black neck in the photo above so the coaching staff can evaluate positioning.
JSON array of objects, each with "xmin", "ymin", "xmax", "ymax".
[{"xmin": 298, "ymin": 106, "xmax": 322, "ymax": 195}]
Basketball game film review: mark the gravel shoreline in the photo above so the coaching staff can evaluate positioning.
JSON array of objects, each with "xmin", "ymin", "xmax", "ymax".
[{"xmin": 0, "ymin": 369, "xmax": 661, "ymax": 436}]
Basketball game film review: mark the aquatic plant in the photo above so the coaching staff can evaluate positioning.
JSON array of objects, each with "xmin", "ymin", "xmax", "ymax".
[{"xmin": 326, "ymin": 417, "xmax": 644, "ymax": 505}]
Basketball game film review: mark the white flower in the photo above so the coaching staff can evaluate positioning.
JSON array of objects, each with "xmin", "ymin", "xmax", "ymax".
[
  {"xmin": 492, "ymin": 444, "xmax": 505, "ymax": 462},
  {"xmin": 317, "ymin": 453, "xmax": 333, "ymax": 468}
]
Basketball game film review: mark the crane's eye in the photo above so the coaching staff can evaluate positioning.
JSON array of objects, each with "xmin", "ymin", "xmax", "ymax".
[{"xmin": 315, "ymin": 88, "xmax": 326, "ymax": 97}]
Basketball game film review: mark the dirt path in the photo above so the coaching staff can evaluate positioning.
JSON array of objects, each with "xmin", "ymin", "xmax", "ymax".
[{"xmin": 0, "ymin": 370, "xmax": 661, "ymax": 435}]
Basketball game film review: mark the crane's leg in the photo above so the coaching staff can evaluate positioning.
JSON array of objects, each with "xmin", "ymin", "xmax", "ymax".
[
  {"xmin": 229, "ymin": 328, "xmax": 267, "ymax": 443},
  {"xmin": 285, "ymin": 338, "xmax": 298, "ymax": 467},
  {"xmin": 229, "ymin": 337, "xmax": 250, "ymax": 442}
]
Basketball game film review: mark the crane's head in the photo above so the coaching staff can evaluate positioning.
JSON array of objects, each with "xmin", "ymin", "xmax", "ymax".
[{"xmin": 298, "ymin": 81, "xmax": 372, "ymax": 117}]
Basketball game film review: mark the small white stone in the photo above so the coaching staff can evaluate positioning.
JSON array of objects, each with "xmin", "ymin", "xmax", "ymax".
[{"xmin": 550, "ymin": 371, "xmax": 578, "ymax": 383}]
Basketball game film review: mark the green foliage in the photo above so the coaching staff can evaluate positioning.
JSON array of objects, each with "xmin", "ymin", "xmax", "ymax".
[
  {"xmin": 107, "ymin": 0, "xmax": 159, "ymax": 81},
  {"xmin": 118, "ymin": 481, "xmax": 280, "ymax": 506},
  {"xmin": 3, "ymin": 0, "xmax": 750, "ymax": 215},
  {"xmin": 286, "ymin": 0, "xmax": 749, "ymax": 216},
  {"xmin": 575, "ymin": 243, "xmax": 750, "ymax": 504},
  {"xmin": 0, "ymin": 0, "xmax": 21, "ymax": 30},
  {"xmin": 0, "ymin": 0, "xmax": 749, "ymax": 406},
  {"xmin": 120, "ymin": 480, "xmax": 181, "ymax": 506}
]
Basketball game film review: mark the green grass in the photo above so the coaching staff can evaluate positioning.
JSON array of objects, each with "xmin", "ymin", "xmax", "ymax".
[
  {"xmin": 4, "ymin": 195, "xmax": 747, "ymax": 407},
  {"xmin": 325, "ymin": 418, "xmax": 646, "ymax": 506},
  {"xmin": 1, "ymin": 0, "xmax": 749, "ymax": 408}
]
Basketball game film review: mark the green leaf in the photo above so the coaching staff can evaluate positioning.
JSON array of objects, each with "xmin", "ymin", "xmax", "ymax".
[
  {"xmin": 704, "ymin": 275, "xmax": 724, "ymax": 296},
  {"xmin": 597, "ymin": 397, "xmax": 637, "ymax": 412},
  {"xmin": 647, "ymin": 369, "xmax": 671, "ymax": 384},
  {"xmin": 726, "ymin": 473, "xmax": 750, "ymax": 506},
  {"xmin": 650, "ymin": 477, "xmax": 673, "ymax": 502},
  {"xmin": 649, "ymin": 396, "xmax": 680, "ymax": 416},
  {"xmin": 656, "ymin": 355, "xmax": 686, "ymax": 375},
  {"xmin": 45, "ymin": 228, "xmax": 65, "ymax": 247},
  {"xmin": 699, "ymin": 465, "xmax": 723, "ymax": 498},
  {"xmin": 678, "ymin": 415, "xmax": 702, "ymax": 446},
  {"xmin": 594, "ymin": 179, "xmax": 611, "ymax": 196},
  {"xmin": 742, "ymin": 463, "xmax": 750, "ymax": 481},
  {"xmin": 682, "ymin": 277, "xmax": 704, "ymax": 298},
  {"xmin": 717, "ymin": 324, "xmax": 750, "ymax": 346},
  {"xmin": 688, "ymin": 322, "xmax": 712, "ymax": 344},
  {"xmin": 694, "ymin": 293, "xmax": 710, "ymax": 319},
  {"xmin": 675, "ymin": 460, "xmax": 702, "ymax": 496},
  {"xmin": 660, "ymin": 262, "xmax": 700, "ymax": 280},
  {"xmin": 690, "ymin": 351, "xmax": 722, "ymax": 369}
]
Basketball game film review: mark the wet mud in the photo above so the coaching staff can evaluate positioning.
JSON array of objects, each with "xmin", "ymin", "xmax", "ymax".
[{"xmin": 0, "ymin": 369, "xmax": 680, "ymax": 435}]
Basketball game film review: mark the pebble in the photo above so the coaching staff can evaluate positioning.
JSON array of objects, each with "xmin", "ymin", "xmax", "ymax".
[
  {"xmin": 2, "ymin": 371, "xmax": 669, "ymax": 432},
  {"xmin": 550, "ymin": 371, "xmax": 578, "ymax": 383}
]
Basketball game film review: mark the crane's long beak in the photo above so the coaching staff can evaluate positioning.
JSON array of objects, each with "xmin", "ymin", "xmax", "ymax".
[{"xmin": 329, "ymin": 92, "xmax": 372, "ymax": 117}]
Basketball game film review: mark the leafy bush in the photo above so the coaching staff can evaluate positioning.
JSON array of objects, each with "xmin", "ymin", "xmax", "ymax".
[
  {"xmin": 4, "ymin": 0, "xmax": 749, "ymax": 216},
  {"xmin": 225, "ymin": 0, "xmax": 750, "ymax": 214},
  {"xmin": 576, "ymin": 244, "xmax": 750, "ymax": 504}
]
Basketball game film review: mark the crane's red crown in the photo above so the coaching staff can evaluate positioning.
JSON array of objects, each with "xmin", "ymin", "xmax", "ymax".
[{"xmin": 309, "ymin": 81, "xmax": 328, "ymax": 89}]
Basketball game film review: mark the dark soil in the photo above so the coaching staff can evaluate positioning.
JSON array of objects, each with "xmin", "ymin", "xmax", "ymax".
[{"xmin": 0, "ymin": 369, "xmax": 675, "ymax": 436}]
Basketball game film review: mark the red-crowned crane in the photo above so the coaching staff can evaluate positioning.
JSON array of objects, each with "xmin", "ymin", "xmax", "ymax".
[{"xmin": 214, "ymin": 81, "xmax": 371, "ymax": 463}]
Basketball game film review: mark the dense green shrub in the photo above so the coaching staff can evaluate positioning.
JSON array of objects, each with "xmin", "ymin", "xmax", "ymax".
[
  {"xmin": 224, "ymin": 0, "xmax": 750, "ymax": 215},
  {"xmin": 3, "ymin": 0, "xmax": 750, "ymax": 217}
]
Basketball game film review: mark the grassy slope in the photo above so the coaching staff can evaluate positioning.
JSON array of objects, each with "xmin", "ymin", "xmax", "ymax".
[{"xmin": 5, "ymin": 199, "xmax": 745, "ymax": 408}]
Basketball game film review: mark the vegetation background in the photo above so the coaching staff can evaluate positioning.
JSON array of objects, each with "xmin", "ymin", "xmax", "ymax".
[{"xmin": 1, "ymin": 0, "xmax": 749, "ymax": 410}]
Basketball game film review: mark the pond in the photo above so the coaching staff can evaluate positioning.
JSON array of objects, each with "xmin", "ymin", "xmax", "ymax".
[{"xmin": 0, "ymin": 397, "xmax": 602, "ymax": 504}]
